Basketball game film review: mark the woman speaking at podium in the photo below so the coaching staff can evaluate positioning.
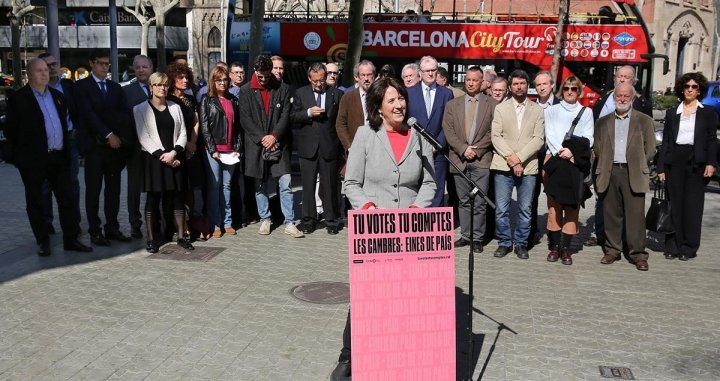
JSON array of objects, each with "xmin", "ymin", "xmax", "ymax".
[{"xmin": 331, "ymin": 77, "xmax": 436, "ymax": 380}]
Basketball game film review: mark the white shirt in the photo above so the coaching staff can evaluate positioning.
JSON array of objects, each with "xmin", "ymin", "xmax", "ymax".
[
  {"xmin": 543, "ymin": 100, "xmax": 594, "ymax": 155},
  {"xmin": 359, "ymin": 88, "xmax": 368, "ymax": 123},
  {"xmin": 306, "ymin": 90, "xmax": 326, "ymax": 118},
  {"xmin": 599, "ymin": 91, "xmax": 616, "ymax": 119},
  {"xmin": 511, "ymin": 97, "xmax": 528, "ymax": 132},
  {"xmin": 421, "ymin": 82, "xmax": 437, "ymax": 114},
  {"xmin": 537, "ymin": 94, "xmax": 555, "ymax": 109},
  {"xmin": 91, "ymin": 72, "xmax": 107, "ymax": 92},
  {"xmin": 676, "ymin": 101, "xmax": 703, "ymax": 145}
]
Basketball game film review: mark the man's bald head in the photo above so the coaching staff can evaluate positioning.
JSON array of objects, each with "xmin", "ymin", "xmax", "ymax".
[{"xmin": 614, "ymin": 66, "xmax": 636, "ymax": 86}]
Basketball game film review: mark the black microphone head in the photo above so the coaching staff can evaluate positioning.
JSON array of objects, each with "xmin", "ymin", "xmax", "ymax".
[{"xmin": 407, "ymin": 117, "xmax": 417, "ymax": 126}]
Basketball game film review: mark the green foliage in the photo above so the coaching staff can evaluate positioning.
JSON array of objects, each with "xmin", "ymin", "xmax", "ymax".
[{"xmin": 652, "ymin": 95, "xmax": 679, "ymax": 110}]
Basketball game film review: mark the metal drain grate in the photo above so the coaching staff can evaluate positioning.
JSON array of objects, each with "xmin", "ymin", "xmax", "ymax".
[
  {"xmin": 599, "ymin": 366, "xmax": 635, "ymax": 380},
  {"xmin": 146, "ymin": 245, "xmax": 225, "ymax": 262},
  {"xmin": 290, "ymin": 282, "xmax": 350, "ymax": 304}
]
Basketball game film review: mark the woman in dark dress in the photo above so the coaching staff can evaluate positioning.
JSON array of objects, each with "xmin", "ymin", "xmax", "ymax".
[
  {"xmin": 133, "ymin": 72, "xmax": 194, "ymax": 253},
  {"xmin": 166, "ymin": 63, "xmax": 207, "ymax": 238}
]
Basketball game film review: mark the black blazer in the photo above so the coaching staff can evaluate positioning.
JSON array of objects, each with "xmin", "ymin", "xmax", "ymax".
[
  {"xmin": 290, "ymin": 85, "xmax": 343, "ymax": 160},
  {"xmin": 656, "ymin": 106, "xmax": 718, "ymax": 171},
  {"xmin": 5, "ymin": 85, "xmax": 70, "ymax": 169},
  {"xmin": 75, "ymin": 75, "xmax": 132, "ymax": 152},
  {"xmin": 592, "ymin": 89, "xmax": 653, "ymax": 120}
]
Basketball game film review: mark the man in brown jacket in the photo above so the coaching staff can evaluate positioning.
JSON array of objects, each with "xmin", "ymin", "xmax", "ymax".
[
  {"xmin": 443, "ymin": 66, "xmax": 497, "ymax": 253},
  {"xmin": 335, "ymin": 60, "xmax": 375, "ymax": 153},
  {"xmin": 593, "ymin": 82, "xmax": 655, "ymax": 271}
]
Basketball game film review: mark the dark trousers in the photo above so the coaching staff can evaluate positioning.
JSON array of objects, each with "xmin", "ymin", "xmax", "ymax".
[
  {"xmin": 665, "ymin": 145, "xmax": 706, "ymax": 256},
  {"xmin": 432, "ymin": 156, "xmax": 448, "ymax": 207},
  {"xmin": 42, "ymin": 135, "xmax": 80, "ymax": 226},
  {"xmin": 529, "ymin": 151, "xmax": 544, "ymax": 242},
  {"xmin": 601, "ymin": 165, "xmax": 647, "ymax": 261},
  {"xmin": 126, "ymin": 148, "xmax": 144, "ymax": 230},
  {"xmin": 340, "ymin": 309, "xmax": 351, "ymax": 362},
  {"xmin": 299, "ymin": 154, "xmax": 340, "ymax": 225},
  {"xmin": 19, "ymin": 152, "xmax": 81, "ymax": 244},
  {"xmin": 85, "ymin": 146, "xmax": 126, "ymax": 235},
  {"xmin": 453, "ymin": 167, "xmax": 490, "ymax": 242}
]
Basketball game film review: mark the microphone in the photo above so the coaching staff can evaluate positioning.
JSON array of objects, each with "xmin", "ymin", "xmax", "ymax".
[{"xmin": 407, "ymin": 117, "xmax": 443, "ymax": 152}]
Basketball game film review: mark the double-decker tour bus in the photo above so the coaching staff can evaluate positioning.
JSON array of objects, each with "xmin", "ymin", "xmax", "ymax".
[{"xmin": 228, "ymin": 0, "xmax": 668, "ymax": 107}]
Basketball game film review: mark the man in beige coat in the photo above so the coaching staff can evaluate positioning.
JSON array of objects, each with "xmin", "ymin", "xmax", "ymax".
[
  {"xmin": 593, "ymin": 82, "xmax": 655, "ymax": 271},
  {"xmin": 490, "ymin": 70, "xmax": 545, "ymax": 259},
  {"xmin": 443, "ymin": 66, "xmax": 497, "ymax": 253}
]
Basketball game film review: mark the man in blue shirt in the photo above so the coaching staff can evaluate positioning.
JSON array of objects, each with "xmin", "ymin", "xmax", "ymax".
[{"xmin": 5, "ymin": 58, "xmax": 92, "ymax": 256}]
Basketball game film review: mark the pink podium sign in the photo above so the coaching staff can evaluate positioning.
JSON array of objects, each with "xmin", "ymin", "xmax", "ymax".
[{"xmin": 348, "ymin": 207, "xmax": 456, "ymax": 381}]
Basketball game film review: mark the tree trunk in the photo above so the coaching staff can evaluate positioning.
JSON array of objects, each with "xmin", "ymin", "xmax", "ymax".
[
  {"xmin": 550, "ymin": 0, "xmax": 568, "ymax": 86},
  {"xmin": 156, "ymin": 11, "xmax": 166, "ymax": 70},
  {"xmin": 141, "ymin": 23, "xmax": 149, "ymax": 56},
  {"xmin": 10, "ymin": 18, "xmax": 22, "ymax": 89},
  {"xmin": 342, "ymin": 0, "xmax": 364, "ymax": 88},
  {"xmin": 248, "ymin": 0, "xmax": 266, "ymax": 72}
]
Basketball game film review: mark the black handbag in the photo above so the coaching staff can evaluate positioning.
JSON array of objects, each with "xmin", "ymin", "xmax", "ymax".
[{"xmin": 645, "ymin": 180, "xmax": 674, "ymax": 233}]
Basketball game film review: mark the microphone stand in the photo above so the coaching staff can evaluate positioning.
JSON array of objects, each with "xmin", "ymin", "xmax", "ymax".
[{"xmin": 410, "ymin": 121, "xmax": 495, "ymax": 381}]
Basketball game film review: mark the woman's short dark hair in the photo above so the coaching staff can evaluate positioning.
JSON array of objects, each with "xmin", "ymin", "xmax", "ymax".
[
  {"xmin": 165, "ymin": 63, "xmax": 194, "ymax": 93},
  {"xmin": 674, "ymin": 72, "xmax": 709, "ymax": 100},
  {"xmin": 366, "ymin": 77, "xmax": 409, "ymax": 130}
]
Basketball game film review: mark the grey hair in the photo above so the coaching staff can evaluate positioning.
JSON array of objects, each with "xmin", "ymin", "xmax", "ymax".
[
  {"xmin": 402, "ymin": 63, "xmax": 419, "ymax": 75},
  {"xmin": 307, "ymin": 62, "xmax": 327, "ymax": 75},
  {"xmin": 353, "ymin": 60, "xmax": 376, "ymax": 78},
  {"xmin": 534, "ymin": 70, "xmax": 554, "ymax": 85},
  {"xmin": 132, "ymin": 54, "xmax": 153, "ymax": 67},
  {"xmin": 419, "ymin": 55, "xmax": 438, "ymax": 69},
  {"xmin": 614, "ymin": 82, "xmax": 637, "ymax": 98},
  {"xmin": 491, "ymin": 77, "xmax": 508, "ymax": 86}
]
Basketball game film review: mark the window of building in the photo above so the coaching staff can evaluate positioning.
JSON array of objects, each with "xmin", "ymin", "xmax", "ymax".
[{"xmin": 208, "ymin": 27, "xmax": 221, "ymax": 48}]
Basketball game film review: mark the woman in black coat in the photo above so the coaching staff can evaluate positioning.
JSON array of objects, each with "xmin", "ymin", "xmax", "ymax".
[{"xmin": 657, "ymin": 72, "xmax": 718, "ymax": 261}]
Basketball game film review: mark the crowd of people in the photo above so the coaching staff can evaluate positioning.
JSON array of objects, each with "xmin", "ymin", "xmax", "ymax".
[{"xmin": 3, "ymin": 51, "xmax": 717, "ymax": 274}]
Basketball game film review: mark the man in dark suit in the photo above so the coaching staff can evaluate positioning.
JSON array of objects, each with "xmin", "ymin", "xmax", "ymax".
[
  {"xmin": 593, "ymin": 83, "xmax": 655, "ymax": 271},
  {"xmin": 336, "ymin": 60, "xmax": 375, "ymax": 153},
  {"xmin": 407, "ymin": 55, "xmax": 454, "ymax": 206},
  {"xmin": 5, "ymin": 58, "xmax": 92, "ymax": 256},
  {"xmin": 443, "ymin": 66, "xmax": 497, "ymax": 253},
  {"xmin": 291, "ymin": 63, "xmax": 344, "ymax": 235},
  {"xmin": 75, "ymin": 50, "xmax": 133, "ymax": 246},
  {"xmin": 39, "ymin": 52, "xmax": 81, "ymax": 235},
  {"xmin": 122, "ymin": 54, "xmax": 153, "ymax": 239},
  {"xmin": 587, "ymin": 65, "xmax": 654, "ymax": 248}
]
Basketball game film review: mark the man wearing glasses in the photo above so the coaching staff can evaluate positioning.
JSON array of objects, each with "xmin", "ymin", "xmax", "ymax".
[
  {"xmin": 291, "ymin": 63, "xmax": 344, "ymax": 235},
  {"xmin": 407, "ymin": 55, "xmax": 454, "ymax": 206},
  {"xmin": 75, "ymin": 50, "xmax": 133, "ymax": 246},
  {"xmin": 325, "ymin": 62, "xmax": 345, "ymax": 92}
]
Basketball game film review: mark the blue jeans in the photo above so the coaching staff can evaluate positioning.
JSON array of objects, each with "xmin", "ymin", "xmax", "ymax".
[
  {"xmin": 205, "ymin": 151, "xmax": 236, "ymax": 231},
  {"xmin": 494, "ymin": 172, "xmax": 536, "ymax": 248},
  {"xmin": 255, "ymin": 174, "xmax": 294, "ymax": 224},
  {"xmin": 42, "ymin": 135, "xmax": 80, "ymax": 225}
]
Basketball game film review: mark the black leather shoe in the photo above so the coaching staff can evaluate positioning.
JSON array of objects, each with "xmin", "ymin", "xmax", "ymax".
[
  {"xmin": 106, "ymin": 230, "xmax": 131, "ymax": 242},
  {"xmin": 146, "ymin": 240, "xmax": 159, "ymax": 253},
  {"xmin": 664, "ymin": 252, "xmax": 676, "ymax": 260},
  {"xmin": 131, "ymin": 227, "xmax": 143, "ymax": 239},
  {"xmin": 515, "ymin": 245, "xmax": 529, "ymax": 259},
  {"xmin": 584, "ymin": 236, "xmax": 598, "ymax": 247},
  {"xmin": 38, "ymin": 242, "xmax": 51, "ymax": 257},
  {"xmin": 330, "ymin": 360, "xmax": 351, "ymax": 381},
  {"xmin": 678, "ymin": 254, "xmax": 690, "ymax": 261},
  {"xmin": 472, "ymin": 241, "xmax": 483, "ymax": 253},
  {"xmin": 327, "ymin": 225, "xmax": 339, "ymax": 235},
  {"xmin": 177, "ymin": 237, "xmax": 195, "ymax": 250},
  {"xmin": 300, "ymin": 221, "xmax": 317, "ymax": 234},
  {"xmin": 64, "ymin": 239, "xmax": 93, "ymax": 252},
  {"xmin": 90, "ymin": 233, "xmax": 110, "ymax": 246},
  {"xmin": 494, "ymin": 246, "xmax": 512, "ymax": 258},
  {"xmin": 455, "ymin": 237, "xmax": 470, "ymax": 247}
]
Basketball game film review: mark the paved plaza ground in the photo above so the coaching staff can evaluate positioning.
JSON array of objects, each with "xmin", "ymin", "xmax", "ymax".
[{"xmin": 1, "ymin": 162, "xmax": 719, "ymax": 380}]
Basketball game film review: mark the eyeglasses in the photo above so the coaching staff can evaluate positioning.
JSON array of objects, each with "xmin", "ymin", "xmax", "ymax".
[
  {"xmin": 327, "ymin": 71, "xmax": 339, "ymax": 76},
  {"xmin": 563, "ymin": 86, "xmax": 579, "ymax": 92},
  {"xmin": 93, "ymin": 61, "xmax": 110, "ymax": 67},
  {"xmin": 684, "ymin": 84, "xmax": 699, "ymax": 90},
  {"xmin": 214, "ymin": 78, "xmax": 229, "ymax": 84},
  {"xmin": 310, "ymin": 79, "xmax": 326, "ymax": 84},
  {"xmin": 421, "ymin": 68, "xmax": 438, "ymax": 73},
  {"xmin": 151, "ymin": 83, "xmax": 167, "ymax": 87},
  {"xmin": 255, "ymin": 73, "xmax": 270, "ymax": 80},
  {"xmin": 46, "ymin": 62, "xmax": 58, "ymax": 67}
]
